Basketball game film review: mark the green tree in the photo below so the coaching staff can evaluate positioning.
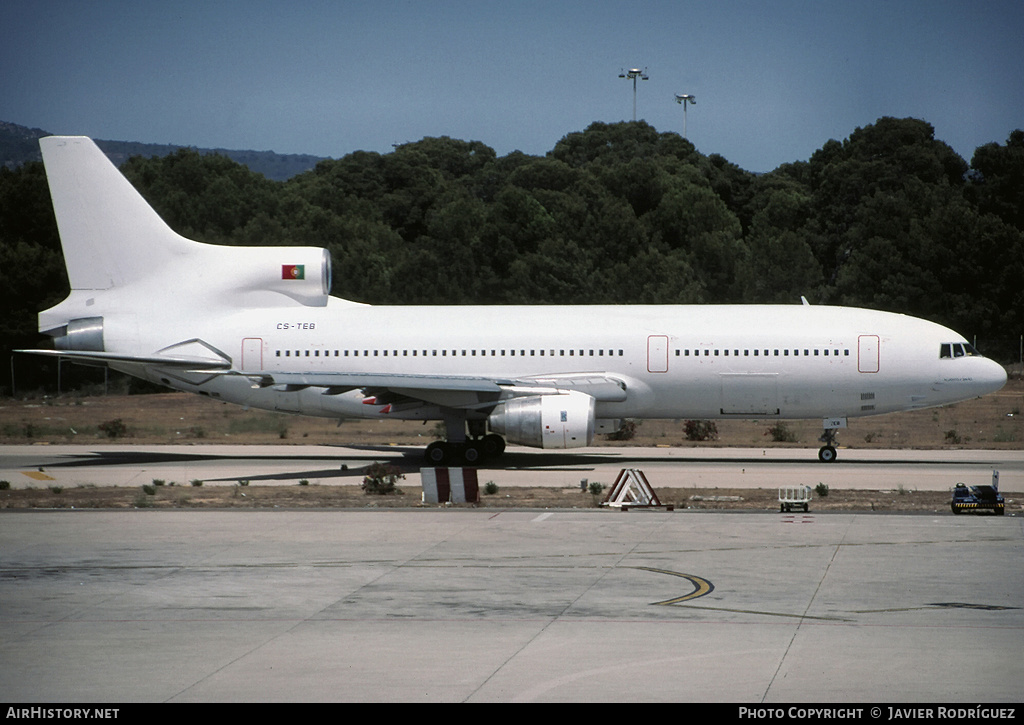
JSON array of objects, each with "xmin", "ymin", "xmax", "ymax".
[
  {"xmin": 644, "ymin": 172, "xmax": 745, "ymax": 302},
  {"xmin": 122, "ymin": 149, "xmax": 280, "ymax": 243},
  {"xmin": 969, "ymin": 129, "xmax": 1024, "ymax": 231}
]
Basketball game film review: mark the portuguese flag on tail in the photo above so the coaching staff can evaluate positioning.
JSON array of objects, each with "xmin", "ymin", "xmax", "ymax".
[{"xmin": 282, "ymin": 264, "xmax": 305, "ymax": 280}]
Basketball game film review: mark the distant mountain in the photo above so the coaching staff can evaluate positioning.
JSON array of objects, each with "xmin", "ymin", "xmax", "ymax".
[
  {"xmin": 0, "ymin": 121, "xmax": 328, "ymax": 181},
  {"xmin": 0, "ymin": 121, "xmax": 50, "ymax": 169}
]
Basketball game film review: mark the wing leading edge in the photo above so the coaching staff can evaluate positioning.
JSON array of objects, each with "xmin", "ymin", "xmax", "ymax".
[{"xmin": 237, "ymin": 370, "xmax": 629, "ymax": 410}]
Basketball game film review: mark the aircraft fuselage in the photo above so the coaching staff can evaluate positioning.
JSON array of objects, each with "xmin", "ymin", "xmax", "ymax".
[{"xmin": 119, "ymin": 300, "xmax": 1004, "ymax": 425}]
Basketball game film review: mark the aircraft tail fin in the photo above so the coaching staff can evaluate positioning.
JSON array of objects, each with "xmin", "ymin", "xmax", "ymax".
[
  {"xmin": 37, "ymin": 136, "xmax": 342, "ymax": 335},
  {"xmin": 39, "ymin": 136, "xmax": 196, "ymax": 291}
]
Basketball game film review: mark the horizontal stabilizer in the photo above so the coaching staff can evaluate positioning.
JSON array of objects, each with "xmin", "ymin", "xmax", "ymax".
[{"xmin": 16, "ymin": 349, "xmax": 232, "ymax": 369}]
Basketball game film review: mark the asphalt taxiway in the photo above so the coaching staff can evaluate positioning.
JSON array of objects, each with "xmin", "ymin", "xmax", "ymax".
[
  {"xmin": 2, "ymin": 443, "xmax": 1023, "ymax": 492},
  {"xmin": 1, "ymin": 508, "xmax": 1021, "ymax": 702},
  {"xmin": 2, "ymin": 445, "xmax": 1022, "ymax": 702}
]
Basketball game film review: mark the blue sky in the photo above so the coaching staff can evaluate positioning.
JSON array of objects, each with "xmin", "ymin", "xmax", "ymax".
[{"xmin": 2, "ymin": 0, "xmax": 1021, "ymax": 172}]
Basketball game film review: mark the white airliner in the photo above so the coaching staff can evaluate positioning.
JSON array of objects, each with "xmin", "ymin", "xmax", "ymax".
[{"xmin": 19, "ymin": 136, "xmax": 1008, "ymax": 464}]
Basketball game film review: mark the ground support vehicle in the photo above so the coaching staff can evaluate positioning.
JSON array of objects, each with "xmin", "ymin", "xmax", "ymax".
[{"xmin": 951, "ymin": 482, "xmax": 1005, "ymax": 515}]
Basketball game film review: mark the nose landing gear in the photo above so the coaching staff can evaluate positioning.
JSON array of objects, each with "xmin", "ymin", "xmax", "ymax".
[
  {"xmin": 818, "ymin": 418, "xmax": 846, "ymax": 462},
  {"xmin": 818, "ymin": 442, "xmax": 838, "ymax": 463}
]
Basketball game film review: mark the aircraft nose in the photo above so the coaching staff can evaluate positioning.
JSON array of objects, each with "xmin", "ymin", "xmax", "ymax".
[{"xmin": 979, "ymin": 358, "xmax": 1008, "ymax": 395}]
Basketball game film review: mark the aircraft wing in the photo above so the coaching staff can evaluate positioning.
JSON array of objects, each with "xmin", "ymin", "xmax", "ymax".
[
  {"xmin": 242, "ymin": 371, "xmax": 500, "ymax": 390},
  {"xmin": 17, "ymin": 343, "xmax": 628, "ymax": 409},
  {"xmin": 238, "ymin": 370, "xmax": 628, "ymax": 410},
  {"xmin": 240, "ymin": 371, "xmax": 503, "ymax": 410}
]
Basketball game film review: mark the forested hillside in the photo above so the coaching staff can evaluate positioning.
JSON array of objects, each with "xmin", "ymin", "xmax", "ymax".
[{"xmin": 2, "ymin": 117, "xmax": 1022, "ymax": 393}]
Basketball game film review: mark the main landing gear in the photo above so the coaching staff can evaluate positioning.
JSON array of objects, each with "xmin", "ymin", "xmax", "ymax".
[
  {"xmin": 423, "ymin": 413, "xmax": 505, "ymax": 466},
  {"xmin": 424, "ymin": 435, "xmax": 505, "ymax": 466}
]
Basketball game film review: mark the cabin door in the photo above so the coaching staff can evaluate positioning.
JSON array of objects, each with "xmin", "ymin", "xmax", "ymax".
[
  {"xmin": 647, "ymin": 335, "xmax": 669, "ymax": 373},
  {"xmin": 241, "ymin": 337, "xmax": 263, "ymax": 372},
  {"xmin": 858, "ymin": 335, "xmax": 880, "ymax": 373}
]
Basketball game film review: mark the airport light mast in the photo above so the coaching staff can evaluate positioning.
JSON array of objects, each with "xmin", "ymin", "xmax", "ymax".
[
  {"xmin": 675, "ymin": 93, "xmax": 696, "ymax": 139},
  {"xmin": 619, "ymin": 68, "xmax": 649, "ymax": 121}
]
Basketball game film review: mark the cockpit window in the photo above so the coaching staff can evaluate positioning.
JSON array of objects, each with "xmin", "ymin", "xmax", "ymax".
[{"xmin": 940, "ymin": 342, "xmax": 980, "ymax": 359}]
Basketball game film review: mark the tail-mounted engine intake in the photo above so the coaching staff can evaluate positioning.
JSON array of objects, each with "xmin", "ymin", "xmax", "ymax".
[
  {"xmin": 214, "ymin": 246, "xmax": 332, "ymax": 307},
  {"xmin": 488, "ymin": 390, "xmax": 596, "ymax": 449},
  {"xmin": 51, "ymin": 316, "xmax": 105, "ymax": 351}
]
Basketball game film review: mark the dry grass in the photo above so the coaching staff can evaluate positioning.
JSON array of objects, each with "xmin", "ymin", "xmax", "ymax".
[
  {"xmin": 0, "ymin": 482, "xmax": 1000, "ymax": 514},
  {"xmin": 2, "ymin": 378, "xmax": 1021, "ymax": 449}
]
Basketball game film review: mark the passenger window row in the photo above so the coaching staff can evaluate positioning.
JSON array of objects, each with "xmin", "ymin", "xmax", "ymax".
[
  {"xmin": 675, "ymin": 348, "xmax": 850, "ymax": 357},
  {"xmin": 274, "ymin": 348, "xmax": 626, "ymax": 359}
]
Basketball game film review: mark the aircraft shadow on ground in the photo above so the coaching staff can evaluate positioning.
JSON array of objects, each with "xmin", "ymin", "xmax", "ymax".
[{"xmin": 21, "ymin": 446, "xmax": 978, "ymax": 485}]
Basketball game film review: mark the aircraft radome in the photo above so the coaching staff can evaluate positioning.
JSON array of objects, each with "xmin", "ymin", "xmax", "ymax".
[{"xmin": 18, "ymin": 136, "xmax": 1008, "ymax": 465}]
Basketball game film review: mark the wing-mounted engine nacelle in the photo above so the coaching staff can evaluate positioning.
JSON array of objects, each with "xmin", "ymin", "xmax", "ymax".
[
  {"xmin": 208, "ymin": 246, "xmax": 332, "ymax": 307},
  {"xmin": 488, "ymin": 390, "xmax": 596, "ymax": 449}
]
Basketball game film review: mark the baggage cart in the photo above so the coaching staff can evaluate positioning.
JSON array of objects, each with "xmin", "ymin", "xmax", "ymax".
[{"xmin": 779, "ymin": 485, "xmax": 812, "ymax": 513}]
